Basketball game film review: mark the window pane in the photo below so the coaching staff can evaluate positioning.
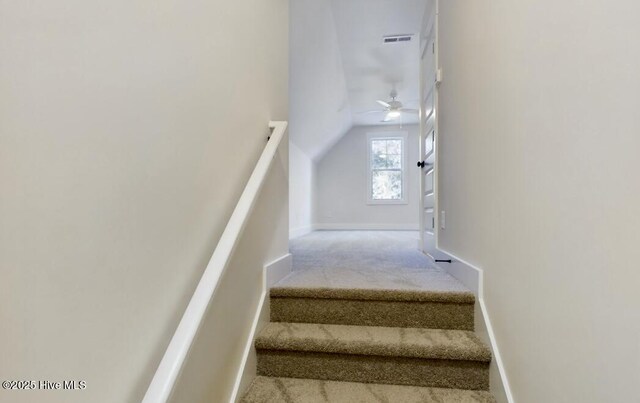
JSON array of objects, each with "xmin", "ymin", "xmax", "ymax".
[
  {"xmin": 386, "ymin": 140, "xmax": 402, "ymax": 155},
  {"xmin": 372, "ymin": 170, "xmax": 402, "ymax": 200},
  {"xmin": 371, "ymin": 140, "xmax": 386, "ymax": 156},
  {"xmin": 372, "ymin": 153, "xmax": 388, "ymax": 169},
  {"xmin": 386, "ymin": 155, "xmax": 401, "ymax": 169}
]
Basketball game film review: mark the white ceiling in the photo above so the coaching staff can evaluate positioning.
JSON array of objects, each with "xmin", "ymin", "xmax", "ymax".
[
  {"xmin": 289, "ymin": 0, "xmax": 353, "ymax": 160},
  {"xmin": 331, "ymin": 0, "xmax": 428, "ymax": 126},
  {"xmin": 289, "ymin": 0, "xmax": 427, "ymax": 159}
]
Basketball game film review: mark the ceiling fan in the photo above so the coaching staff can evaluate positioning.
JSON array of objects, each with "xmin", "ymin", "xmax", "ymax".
[{"xmin": 360, "ymin": 90, "xmax": 419, "ymax": 122}]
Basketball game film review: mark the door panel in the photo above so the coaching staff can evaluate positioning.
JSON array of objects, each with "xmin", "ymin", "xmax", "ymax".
[
  {"xmin": 423, "ymin": 186, "xmax": 434, "ymax": 207},
  {"xmin": 423, "ymin": 88, "xmax": 434, "ymax": 121},
  {"xmin": 424, "ymin": 109, "xmax": 435, "ymax": 130},
  {"xmin": 424, "ymin": 168, "xmax": 434, "ymax": 194},
  {"xmin": 418, "ymin": 1, "xmax": 443, "ymax": 260},
  {"xmin": 424, "ymin": 208, "xmax": 434, "ymax": 233},
  {"xmin": 424, "ymin": 130, "xmax": 434, "ymax": 161}
]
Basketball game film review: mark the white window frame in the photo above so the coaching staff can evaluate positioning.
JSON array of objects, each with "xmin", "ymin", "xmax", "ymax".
[{"xmin": 366, "ymin": 131, "xmax": 408, "ymax": 205}]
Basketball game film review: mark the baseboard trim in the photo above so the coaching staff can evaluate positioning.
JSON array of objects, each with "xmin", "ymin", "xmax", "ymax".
[
  {"xmin": 264, "ymin": 253, "xmax": 293, "ymax": 288},
  {"xmin": 435, "ymin": 248, "xmax": 514, "ymax": 403},
  {"xmin": 289, "ymin": 226, "xmax": 313, "ymax": 239},
  {"xmin": 228, "ymin": 253, "xmax": 292, "ymax": 403},
  {"xmin": 314, "ymin": 223, "xmax": 420, "ymax": 231}
]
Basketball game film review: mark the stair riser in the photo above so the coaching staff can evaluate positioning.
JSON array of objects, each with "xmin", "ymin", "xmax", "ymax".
[
  {"xmin": 271, "ymin": 297, "xmax": 474, "ymax": 330},
  {"xmin": 257, "ymin": 350, "xmax": 489, "ymax": 390}
]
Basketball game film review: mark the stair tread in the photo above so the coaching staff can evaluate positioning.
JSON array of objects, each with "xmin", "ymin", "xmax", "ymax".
[
  {"xmin": 270, "ymin": 286, "xmax": 475, "ymax": 303},
  {"xmin": 256, "ymin": 322, "xmax": 491, "ymax": 362},
  {"xmin": 241, "ymin": 376, "xmax": 496, "ymax": 403}
]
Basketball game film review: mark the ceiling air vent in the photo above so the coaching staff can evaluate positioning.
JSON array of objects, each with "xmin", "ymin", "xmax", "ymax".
[{"xmin": 383, "ymin": 34, "xmax": 413, "ymax": 44}]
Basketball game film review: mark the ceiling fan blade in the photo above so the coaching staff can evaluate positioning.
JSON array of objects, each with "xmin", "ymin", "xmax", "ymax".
[
  {"xmin": 376, "ymin": 100, "xmax": 391, "ymax": 108},
  {"xmin": 401, "ymin": 108, "xmax": 419, "ymax": 114},
  {"xmin": 381, "ymin": 113, "xmax": 394, "ymax": 122},
  {"xmin": 358, "ymin": 110, "xmax": 385, "ymax": 115}
]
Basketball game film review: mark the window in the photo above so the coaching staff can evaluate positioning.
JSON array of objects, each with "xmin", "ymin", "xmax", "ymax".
[{"xmin": 367, "ymin": 132, "xmax": 408, "ymax": 204}]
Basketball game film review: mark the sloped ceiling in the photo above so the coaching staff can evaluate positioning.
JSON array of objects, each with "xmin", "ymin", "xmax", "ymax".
[
  {"xmin": 290, "ymin": 0, "xmax": 427, "ymax": 160},
  {"xmin": 289, "ymin": 0, "xmax": 353, "ymax": 160}
]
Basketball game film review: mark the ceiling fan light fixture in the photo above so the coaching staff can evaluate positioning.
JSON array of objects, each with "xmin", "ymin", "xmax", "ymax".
[{"xmin": 387, "ymin": 110, "xmax": 401, "ymax": 118}]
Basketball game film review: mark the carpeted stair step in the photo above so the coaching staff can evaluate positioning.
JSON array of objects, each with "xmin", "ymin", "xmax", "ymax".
[
  {"xmin": 270, "ymin": 287, "xmax": 475, "ymax": 330},
  {"xmin": 255, "ymin": 322, "xmax": 491, "ymax": 390},
  {"xmin": 241, "ymin": 376, "xmax": 497, "ymax": 403}
]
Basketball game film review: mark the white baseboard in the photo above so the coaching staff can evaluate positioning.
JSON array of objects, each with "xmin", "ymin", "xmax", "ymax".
[
  {"xmin": 314, "ymin": 223, "xmax": 420, "ymax": 231},
  {"xmin": 289, "ymin": 226, "xmax": 313, "ymax": 239},
  {"xmin": 228, "ymin": 253, "xmax": 292, "ymax": 403},
  {"xmin": 264, "ymin": 253, "xmax": 293, "ymax": 287},
  {"xmin": 436, "ymin": 249, "xmax": 514, "ymax": 403}
]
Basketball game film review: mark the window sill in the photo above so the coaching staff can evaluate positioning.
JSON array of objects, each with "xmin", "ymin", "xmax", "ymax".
[{"xmin": 366, "ymin": 199, "xmax": 409, "ymax": 206}]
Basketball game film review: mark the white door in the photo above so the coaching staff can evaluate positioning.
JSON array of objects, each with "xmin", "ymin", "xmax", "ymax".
[{"xmin": 418, "ymin": 1, "xmax": 444, "ymax": 260}]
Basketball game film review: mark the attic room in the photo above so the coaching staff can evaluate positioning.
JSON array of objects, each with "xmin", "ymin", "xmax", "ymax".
[{"xmin": 289, "ymin": 0, "xmax": 428, "ymax": 237}]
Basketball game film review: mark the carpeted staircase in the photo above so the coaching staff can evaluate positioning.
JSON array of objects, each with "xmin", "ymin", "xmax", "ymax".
[{"xmin": 241, "ymin": 285, "xmax": 495, "ymax": 402}]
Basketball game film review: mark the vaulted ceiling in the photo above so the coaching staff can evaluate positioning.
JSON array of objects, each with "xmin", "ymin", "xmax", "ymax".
[
  {"xmin": 290, "ymin": 0, "xmax": 428, "ymax": 160},
  {"xmin": 331, "ymin": 0, "xmax": 427, "ymax": 126}
]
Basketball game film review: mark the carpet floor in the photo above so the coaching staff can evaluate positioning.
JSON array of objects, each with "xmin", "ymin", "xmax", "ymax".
[
  {"xmin": 276, "ymin": 231, "xmax": 470, "ymax": 295},
  {"xmin": 242, "ymin": 231, "xmax": 494, "ymax": 402},
  {"xmin": 242, "ymin": 377, "xmax": 496, "ymax": 403}
]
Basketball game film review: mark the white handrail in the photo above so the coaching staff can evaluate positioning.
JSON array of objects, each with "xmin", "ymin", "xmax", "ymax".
[{"xmin": 142, "ymin": 121, "xmax": 288, "ymax": 403}]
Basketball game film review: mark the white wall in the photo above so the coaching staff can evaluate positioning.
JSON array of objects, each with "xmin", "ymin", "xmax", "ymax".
[
  {"xmin": 169, "ymin": 145, "xmax": 289, "ymax": 402},
  {"xmin": 315, "ymin": 125, "xmax": 420, "ymax": 230},
  {"xmin": 437, "ymin": 1, "xmax": 640, "ymax": 402},
  {"xmin": 0, "ymin": 1, "xmax": 288, "ymax": 402},
  {"xmin": 289, "ymin": 142, "xmax": 314, "ymax": 238},
  {"xmin": 289, "ymin": 0, "xmax": 353, "ymax": 159}
]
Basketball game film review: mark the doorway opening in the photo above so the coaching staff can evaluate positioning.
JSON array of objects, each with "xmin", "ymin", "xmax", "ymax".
[{"xmin": 288, "ymin": 0, "xmax": 439, "ymax": 261}]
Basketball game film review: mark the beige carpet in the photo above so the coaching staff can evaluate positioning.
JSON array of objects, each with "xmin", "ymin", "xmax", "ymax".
[
  {"xmin": 255, "ymin": 323, "xmax": 490, "ymax": 390},
  {"xmin": 242, "ymin": 377, "xmax": 496, "ymax": 403},
  {"xmin": 270, "ymin": 296, "xmax": 474, "ymax": 330},
  {"xmin": 242, "ymin": 231, "xmax": 494, "ymax": 402},
  {"xmin": 256, "ymin": 323, "xmax": 491, "ymax": 362}
]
